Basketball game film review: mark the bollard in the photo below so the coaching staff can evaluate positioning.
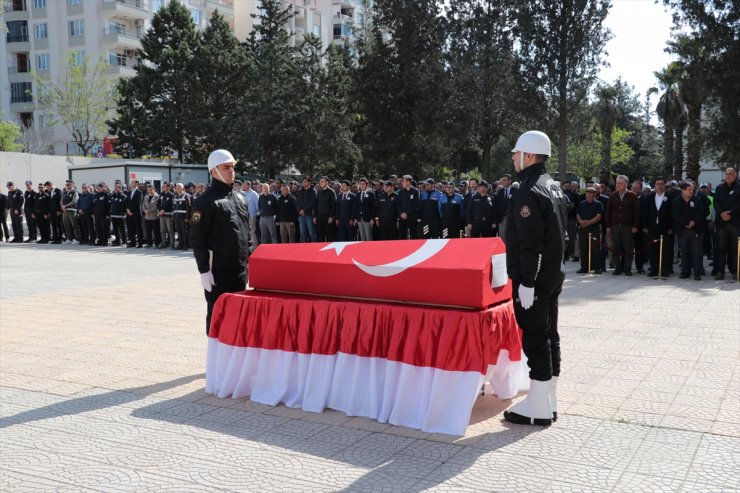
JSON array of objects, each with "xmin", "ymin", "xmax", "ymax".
[{"xmin": 658, "ymin": 235, "xmax": 664, "ymax": 279}]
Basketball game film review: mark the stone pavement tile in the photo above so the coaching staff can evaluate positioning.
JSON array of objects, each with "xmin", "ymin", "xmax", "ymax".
[
  {"xmin": 710, "ymin": 421, "xmax": 740, "ymax": 437},
  {"xmin": 342, "ymin": 416, "xmax": 393, "ymax": 433},
  {"xmin": 545, "ymin": 460, "xmax": 622, "ymax": 492},
  {"xmin": 398, "ymin": 439, "xmax": 463, "ymax": 461},
  {"xmin": 410, "ymin": 480, "xmax": 480, "ymax": 492},
  {"xmin": 612, "ymin": 473, "xmax": 683, "ymax": 492}
]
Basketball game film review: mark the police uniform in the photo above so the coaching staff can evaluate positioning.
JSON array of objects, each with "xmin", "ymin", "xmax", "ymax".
[
  {"xmin": 672, "ymin": 190, "xmax": 707, "ymax": 279},
  {"xmin": 466, "ymin": 183, "xmax": 497, "ymax": 238},
  {"xmin": 439, "ymin": 188, "xmax": 464, "ymax": 239},
  {"xmin": 189, "ymin": 178, "xmax": 250, "ymax": 335},
  {"xmin": 61, "ymin": 185, "xmax": 81, "ymax": 242},
  {"xmin": 173, "ymin": 191, "xmax": 191, "ymax": 249},
  {"xmin": 258, "ymin": 192, "xmax": 279, "ymax": 244},
  {"xmin": 110, "ymin": 190, "xmax": 128, "ymax": 246},
  {"xmin": 0, "ymin": 191, "xmax": 8, "ymax": 241},
  {"xmin": 504, "ymin": 155, "xmax": 568, "ymax": 426},
  {"xmin": 376, "ymin": 185, "xmax": 399, "ymax": 241},
  {"xmin": 398, "ymin": 186, "xmax": 420, "ymax": 239},
  {"xmin": 23, "ymin": 184, "xmax": 37, "ymax": 242},
  {"xmin": 575, "ymin": 193, "xmax": 604, "ymax": 273},
  {"xmin": 92, "ymin": 187, "xmax": 111, "ymax": 245},
  {"xmin": 158, "ymin": 189, "xmax": 176, "ymax": 248},
  {"xmin": 420, "ymin": 180, "xmax": 443, "ymax": 239},
  {"xmin": 34, "ymin": 187, "xmax": 51, "ymax": 243},
  {"xmin": 6, "ymin": 185, "xmax": 24, "ymax": 242}
]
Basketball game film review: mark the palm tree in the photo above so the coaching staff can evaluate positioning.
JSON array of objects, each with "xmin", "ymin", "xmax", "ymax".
[
  {"xmin": 595, "ymin": 84, "xmax": 622, "ymax": 183},
  {"xmin": 649, "ymin": 62, "xmax": 686, "ymax": 180}
]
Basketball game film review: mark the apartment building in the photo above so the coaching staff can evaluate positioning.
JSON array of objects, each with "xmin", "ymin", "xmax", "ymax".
[
  {"xmin": 1, "ymin": 0, "xmax": 235, "ymax": 155},
  {"xmin": 233, "ymin": 0, "xmax": 332, "ymax": 48},
  {"xmin": 331, "ymin": 0, "xmax": 372, "ymax": 46}
]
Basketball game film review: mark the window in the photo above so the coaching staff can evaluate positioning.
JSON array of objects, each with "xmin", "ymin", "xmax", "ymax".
[
  {"xmin": 38, "ymin": 114, "xmax": 52, "ymax": 128},
  {"xmin": 190, "ymin": 8, "xmax": 201, "ymax": 25},
  {"xmin": 68, "ymin": 0, "xmax": 80, "ymax": 5},
  {"xmin": 36, "ymin": 53, "xmax": 49, "ymax": 71},
  {"xmin": 35, "ymin": 23, "xmax": 47, "ymax": 39},
  {"xmin": 69, "ymin": 19, "xmax": 84, "ymax": 37},
  {"xmin": 151, "ymin": 0, "xmax": 163, "ymax": 12},
  {"xmin": 6, "ymin": 21, "xmax": 29, "ymax": 43},
  {"xmin": 33, "ymin": 0, "xmax": 45, "ymax": 8},
  {"xmin": 71, "ymin": 50, "xmax": 85, "ymax": 66},
  {"xmin": 11, "ymin": 82, "xmax": 33, "ymax": 103},
  {"xmin": 313, "ymin": 25, "xmax": 321, "ymax": 37},
  {"xmin": 109, "ymin": 52, "xmax": 127, "ymax": 66}
]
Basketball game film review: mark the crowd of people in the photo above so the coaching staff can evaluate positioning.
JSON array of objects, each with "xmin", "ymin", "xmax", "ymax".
[{"xmin": 1, "ymin": 166, "xmax": 738, "ymax": 281}]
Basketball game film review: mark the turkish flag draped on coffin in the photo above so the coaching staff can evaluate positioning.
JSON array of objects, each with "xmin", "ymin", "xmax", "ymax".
[{"xmin": 248, "ymin": 238, "xmax": 511, "ymax": 308}]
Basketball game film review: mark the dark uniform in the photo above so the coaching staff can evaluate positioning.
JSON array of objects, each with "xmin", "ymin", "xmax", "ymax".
[
  {"xmin": 23, "ymin": 186, "xmax": 37, "ymax": 241},
  {"xmin": 575, "ymin": 198, "xmax": 603, "ymax": 272},
  {"xmin": 505, "ymin": 162, "xmax": 568, "ymax": 383},
  {"xmin": 77, "ymin": 190, "xmax": 95, "ymax": 244},
  {"xmin": 7, "ymin": 187, "xmax": 24, "ymax": 242},
  {"xmin": 92, "ymin": 189, "xmax": 111, "ymax": 245},
  {"xmin": 376, "ymin": 188, "xmax": 399, "ymax": 241},
  {"xmin": 49, "ymin": 186, "xmax": 63, "ymax": 243},
  {"xmin": 335, "ymin": 191, "xmax": 357, "ymax": 241},
  {"xmin": 673, "ymin": 192, "xmax": 707, "ymax": 278},
  {"xmin": 158, "ymin": 190, "xmax": 175, "ymax": 248},
  {"xmin": 439, "ymin": 190, "xmax": 464, "ymax": 239},
  {"xmin": 713, "ymin": 178, "xmax": 740, "ymax": 278},
  {"xmin": 0, "ymin": 191, "xmax": 8, "ymax": 241},
  {"xmin": 420, "ymin": 185, "xmax": 443, "ymax": 239},
  {"xmin": 189, "ymin": 178, "xmax": 250, "ymax": 335},
  {"xmin": 124, "ymin": 187, "xmax": 144, "ymax": 247},
  {"xmin": 315, "ymin": 187, "xmax": 336, "ymax": 242},
  {"xmin": 110, "ymin": 190, "xmax": 127, "ymax": 246},
  {"xmin": 173, "ymin": 192, "xmax": 191, "ymax": 249},
  {"xmin": 34, "ymin": 188, "xmax": 51, "ymax": 243},
  {"xmin": 466, "ymin": 189, "xmax": 497, "ymax": 238},
  {"xmin": 398, "ymin": 186, "xmax": 420, "ymax": 239}
]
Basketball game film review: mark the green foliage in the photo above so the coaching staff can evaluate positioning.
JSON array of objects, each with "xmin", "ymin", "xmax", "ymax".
[
  {"xmin": 564, "ymin": 123, "xmax": 634, "ymax": 182},
  {"xmin": 34, "ymin": 53, "xmax": 115, "ymax": 156},
  {"xmin": 0, "ymin": 120, "xmax": 22, "ymax": 152}
]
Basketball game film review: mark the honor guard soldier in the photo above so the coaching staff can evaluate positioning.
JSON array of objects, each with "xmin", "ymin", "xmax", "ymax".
[
  {"xmin": 376, "ymin": 181, "xmax": 400, "ymax": 240},
  {"xmin": 173, "ymin": 183, "xmax": 191, "ymax": 249},
  {"xmin": 189, "ymin": 150, "xmax": 250, "ymax": 335},
  {"xmin": 420, "ymin": 178, "xmax": 443, "ymax": 238},
  {"xmin": 398, "ymin": 175, "xmax": 421, "ymax": 239},
  {"xmin": 92, "ymin": 183, "xmax": 111, "ymax": 246},
  {"xmin": 34, "ymin": 183, "xmax": 51, "ymax": 243},
  {"xmin": 6, "ymin": 182, "xmax": 24, "ymax": 242},
  {"xmin": 158, "ymin": 182, "xmax": 176, "ymax": 248},
  {"xmin": 503, "ymin": 131, "xmax": 569, "ymax": 427},
  {"xmin": 110, "ymin": 183, "xmax": 128, "ymax": 246},
  {"xmin": 439, "ymin": 181, "xmax": 464, "ymax": 238},
  {"xmin": 466, "ymin": 181, "xmax": 498, "ymax": 237},
  {"xmin": 23, "ymin": 180, "xmax": 37, "ymax": 242}
]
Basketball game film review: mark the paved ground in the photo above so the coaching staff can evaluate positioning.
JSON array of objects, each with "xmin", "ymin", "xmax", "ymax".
[{"xmin": 0, "ymin": 242, "xmax": 738, "ymax": 492}]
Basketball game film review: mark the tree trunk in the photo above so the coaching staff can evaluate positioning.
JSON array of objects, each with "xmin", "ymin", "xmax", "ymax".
[
  {"xmin": 686, "ymin": 104, "xmax": 701, "ymax": 180},
  {"xmin": 663, "ymin": 125, "xmax": 674, "ymax": 179},
  {"xmin": 674, "ymin": 117, "xmax": 685, "ymax": 180},
  {"xmin": 599, "ymin": 128, "xmax": 612, "ymax": 183}
]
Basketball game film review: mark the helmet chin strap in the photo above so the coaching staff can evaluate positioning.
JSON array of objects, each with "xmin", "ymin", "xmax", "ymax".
[
  {"xmin": 520, "ymin": 152, "xmax": 525, "ymax": 171},
  {"xmin": 214, "ymin": 167, "xmax": 228, "ymax": 184}
]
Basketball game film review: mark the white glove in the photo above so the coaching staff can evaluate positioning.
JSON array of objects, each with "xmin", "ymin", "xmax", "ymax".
[
  {"xmin": 200, "ymin": 271, "xmax": 215, "ymax": 292},
  {"xmin": 518, "ymin": 285, "xmax": 535, "ymax": 310}
]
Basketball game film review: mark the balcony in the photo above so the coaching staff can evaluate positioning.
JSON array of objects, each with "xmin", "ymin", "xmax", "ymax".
[
  {"xmin": 206, "ymin": 0, "xmax": 233, "ymax": 17},
  {"xmin": 334, "ymin": 13, "xmax": 354, "ymax": 25},
  {"xmin": 107, "ymin": 56, "xmax": 136, "ymax": 77},
  {"xmin": 102, "ymin": 0, "xmax": 150, "ymax": 21},
  {"xmin": 102, "ymin": 26, "xmax": 142, "ymax": 50},
  {"xmin": 6, "ymin": 34, "xmax": 31, "ymax": 52}
]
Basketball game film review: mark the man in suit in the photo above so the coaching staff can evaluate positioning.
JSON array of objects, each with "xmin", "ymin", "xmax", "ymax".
[
  {"xmin": 642, "ymin": 178, "xmax": 673, "ymax": 277},
  {"xmin": 45, "ymin": 181, "xmax": 63, "ymax": 244},
  {"xmin": 356, "ymin": 178, "xmax": 375, "ymax": 241},
  {"xmin": 125, "ymin": 179, "xmax": 144, "ymax": 248},
  {"xmin": 335, "ymin": 180, "xmax": 358, "ymax": 242},
  {"xmin": 496, "ymin": 174, "xmax": 515, "ymax": 238},
  {"xmin": 605, "ymin": 175, "xmax": 640, "ymax": 275},
  {"xmin": 34, "ymin": 183, "xmax": 51, "ymax": 243},
  {"xmin": 398, "ymin": 175, "xmax": 420, "ymax": 239},
  {"xmin": 23, "ymin": 180, "xmax": 37, "ymax": 242}
]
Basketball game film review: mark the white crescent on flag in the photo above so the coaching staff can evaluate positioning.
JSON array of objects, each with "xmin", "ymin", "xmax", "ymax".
[{"xmin": 352, "ymin": 239, "xmax": 449, "ymax": 277}]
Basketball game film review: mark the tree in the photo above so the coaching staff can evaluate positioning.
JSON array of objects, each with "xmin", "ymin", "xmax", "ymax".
[
  {"xmin": 238, "ymin": 0, "xmax": 301, "ymax": 178},
  {"xmin": 0, "ymin": 120, "xmax": 22, "ymax": 152},
  {"xmin": 516, "ymin": 0, "xmax": 611, "ymax": 181},
  {"xmin": 650, "ymin": 62, "xmax": 686, "ymax": 179},
  {"xmin": 446, "ymin": 0, "xmax": 533, "ymax": 181},
  {"xmin": 34, "ymin": 53, "xmax": 115, "ymax": 156},
  {"xmin": 108, "ymin": 0, "xmax": 201, "ymax": 162},
  {"xmin": 595, "ymin": 84, "xmax": 622, "ymax": 183},
  {"xmin": 355, "ymin": 0, "xmax": 449, "ymax": 178},
  {"xmin": 19, "ymin": 124, "xmax": 55, "ymax": 154}
]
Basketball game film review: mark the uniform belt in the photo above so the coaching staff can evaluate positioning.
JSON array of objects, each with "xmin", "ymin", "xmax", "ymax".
[
  {"xmin": 110, "ymin": 215, "xmax": 126, "ymax": 219},
  {"xmin": 173, "ymin": 210, "xmax": 187, "ymax": 214},
  {"xmin": 64, "ymin": 209, "xmax": 77, "ymax": 213}
]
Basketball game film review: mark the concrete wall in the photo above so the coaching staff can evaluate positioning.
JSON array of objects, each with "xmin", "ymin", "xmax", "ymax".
[{"xmin": 0, "ymin": 151, "xmax": 88, "ymax": 187}]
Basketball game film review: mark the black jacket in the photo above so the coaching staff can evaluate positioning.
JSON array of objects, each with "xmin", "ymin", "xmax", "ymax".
[
  {"xmin": 276, "ymin": 193, "xmax": 298, "ymax": 222},
  {"xmin": 0, "ymin": 192, "xmax": 6, "ymax": 215},
  {"xmin": 316, "ymin": 187, "xmax": 336, "ymax": 216},
  {"xmin": 49, "ymin": 187, "xmax": 62, "ymax": 213},
  {"xmin": 376, "ymin": 191, "xmax": 399, "ymax": 223},
  {"xmin": 189, "ymin": 178, "xmax": 250, "ymax": 274},
  {"xmin": 505, "ymin": 163, "xmax": 568, "ymax": 288},
  {"xmin": 714, "ymin": 179, "xmax": 740, "ymax": 227},
  {"xmin": 295, "ymin": 188, "xmax": 317, "ymax": 216},
  {"xmin": 398, "ymin": 187, "xmax": 420, "ymax": 219},
  {"xmin": 335, "ymin": 191, "xmax": 358, "ymax": 223},
  {"xmin": 466, "ymin": 193, "xmax": 497, "ymax": 226},
  {"xmin": 357, "ymin": 189, "xmax": 376, "ymax": 221},
  {"xmin": 496, "ymin": 187, "xmax": 515, "ymax": 223},
  {"xmin": 23, "ymin": 189, "xmax": 36, "ymax": 213},
  {"xmin": 673, "ymin": 194, "xmax": 707, "ymax": 233},
  {"xmin": 34, "ymin": 191, "xmax": 50, "ymax": 215},
  {"xmin": 93, "ymin": 192, "xmax": 111, "ymax": 216},
  {"xmin": 158, "ymin": 191, "xmax": 174, "ymax": 213},
  {"xmin": 7, "ymin": 189, "xmax": 23, "ymax": 214},
  {"xmin": 124, "ymin": 188, "xmax": 143, "ymax": 216},
  {"xmin": 642, "ymin": 192, "xmax": 673, "ymax": 236}
]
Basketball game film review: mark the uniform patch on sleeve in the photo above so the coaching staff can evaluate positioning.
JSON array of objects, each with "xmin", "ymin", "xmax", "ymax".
[
  {"xmin": 192, "ymin": 211, "xmax": 202, "ymax": 223},
  {"xmin": 520, "ymin": 205, "xmax": 531, "ymax": 218}
]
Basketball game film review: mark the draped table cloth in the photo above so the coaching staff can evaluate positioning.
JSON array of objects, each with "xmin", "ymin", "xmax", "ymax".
[{"xmin": 206, "ymin": 290, "xmax": 527, "ymax": 436}]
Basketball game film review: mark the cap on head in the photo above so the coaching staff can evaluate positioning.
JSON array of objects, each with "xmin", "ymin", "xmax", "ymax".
[
  {"xmin": 207, "ymin": 149, "xmax": 236, "ymax": 171},
  {"xmin": 25, "ymin": 180, "xmax": 32, "ymax": 185},
  {"xmin": 384, "ymin": 180, "xmax": 393, "ymax": 187},
  {"xmin": 700, "ymin": 182, "xmax": 709, "ymax": 188},
  {"xmin": 6, "ymin": 181, "xmax": 13, "ymax": 187},
  {"xmin": 234, "ymin": 179, "xmax": 242, "ymax": 185},
  {"xmin": 425, "ymin": 178, "xmax": 435, "ymax": 184},
  {"xmin": 446, "ymin": 181, "xmax": 455, "ymax": 187},
  {"xmin": 512, "ymin": 130, "xmax": 552, "ymax": 156}
]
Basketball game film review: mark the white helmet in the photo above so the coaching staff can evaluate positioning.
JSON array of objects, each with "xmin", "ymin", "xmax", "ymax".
[
  {"xmin": 512, "ymin": 131, "xmax": 552, "ymax": 156},
  {"xmin": 207, "ymin": 149, "xmax": 236, "ymax": 171}
]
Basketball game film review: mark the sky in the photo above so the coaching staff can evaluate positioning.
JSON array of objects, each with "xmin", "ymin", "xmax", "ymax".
[{"xmin": 598, "ymin": 0, "xmax": 676, "ymax": 101}]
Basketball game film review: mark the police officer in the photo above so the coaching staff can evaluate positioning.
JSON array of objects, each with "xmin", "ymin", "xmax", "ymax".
[
  {"xmin": 92, "ymin": 182, "xmax": 111, "ymax": 246},
  {"xmin": 575, "ymin": 187, "xmax": 603, "ymax": 274},
  {"xmin": 503, "ymin": 131, "xmax": 568, "ymax": 427},
  {"xmin": 398, "ymin": 175, "xmax": 420, "ymax": 239},
  {"xmin": 420, "ymin": 178, "xmax": 443, "ymax": 238},
  {"xmin": 189, "ymin": 150, "xmax": 250, "ymax": 335},
  {"xmin": 34, "ymin": 183, "xmax": 51, "ymax": 243},
  {"xmin": 673, "ymin": 182, "xmax": 706, "ymax": 280},
  {"xmin": 77, "ymin": 184, "xmax": 95, "ymax": 244},
  {"xmin": 376, "ymin": 181, "xmax": 399, "ymax": 241},
  {"xmin": 173, "ymin": 183, "xmax": 191, "ymax": 250},
  {"xmin": 466, "ymin": 181, "xmax": 497, "ymax": 237},
  {"xmin": 158, "ymin": 182, "xmax": 176, "ymax": 249},
  {"xmin": 110, "ymin": 183, "xmax": 128, "ymax": 246},
  {"xmin": 439, "ymin": 181, "xmax": 464, "ymax": 239},
  {"xmin": 6, "ymin": 182, "xmax": 24, "ymax": 242},
  {"xmin": 61, "ymin": 180, "xmax": 81, "ymax": 244},
  {"xmin": 23, "ymin": 180, "xmax": 37, "ymax": 242}
]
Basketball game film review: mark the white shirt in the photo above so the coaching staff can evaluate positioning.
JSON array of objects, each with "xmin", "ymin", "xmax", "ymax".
[{"xmin": 655, "ymin": 192, "xmax": 665, "ymax": 211}]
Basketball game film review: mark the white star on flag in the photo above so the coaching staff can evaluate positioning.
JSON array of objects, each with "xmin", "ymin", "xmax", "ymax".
[{"xmin": 319, "ymin": 242, "xmax": 362, "ymax": 255}]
